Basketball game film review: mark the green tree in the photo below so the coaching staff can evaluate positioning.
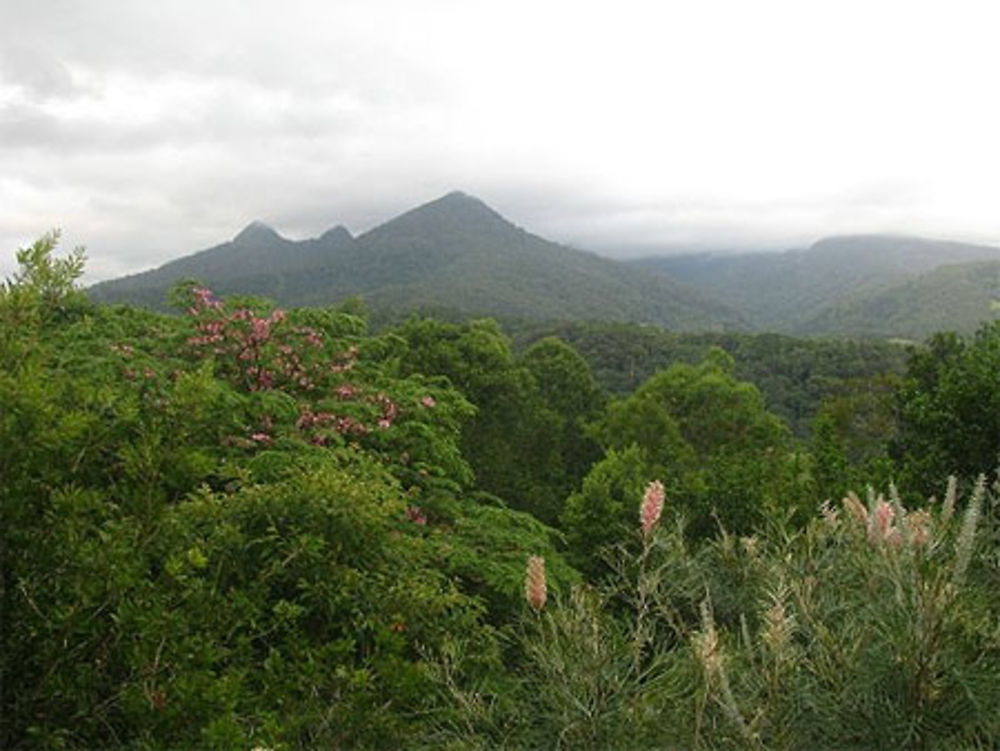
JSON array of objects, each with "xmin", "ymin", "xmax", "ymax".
[
  {"xmin": 589, "ymin": 349, "xmax": 802, "ymax": 537},
  {"xmin": 560, "ymin": 445, "xmax": 648, "ymax": 574},
  {"xmin": 895, "ymin": 322, "xmax": 1000, "ymax": 496},
  {"xmin": 520, "ymin": 336, "xmax": 606, "ymax": 497},
  {"xmin": 394, "ymin": 317, "xmax": 566, "ymax": 523}
]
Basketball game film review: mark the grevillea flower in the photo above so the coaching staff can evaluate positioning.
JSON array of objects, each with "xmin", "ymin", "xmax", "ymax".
[
  {"xmin": 640, "ymin": 480, "xmax": 665, "ymax": 536},
  {"xmin": 843, "ymin": 492, "xmax": 868, "ymax": 526},
  {"xmin": 868, "ymin": 497, "xmax": 895, "ymax": 543},
  {"xmin": 525, "ymin": 555, "xmax": 547, "ymax": 611},
  {"xmin": 421, "ymin": 395, "xmax": 436, "ymax": 408},
  {"xmin": 906, "ymin": 509, "xmax": 932, "ymax": 548}
]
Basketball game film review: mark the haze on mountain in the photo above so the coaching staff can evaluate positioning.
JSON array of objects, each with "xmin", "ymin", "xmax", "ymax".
[
  {"xmin": 634, "ymin": 235, "xmax": 1000, "ymax": 338},
  {"xmin": 88, "ymin": 192, "xmax": 743, "ymax": 331}
]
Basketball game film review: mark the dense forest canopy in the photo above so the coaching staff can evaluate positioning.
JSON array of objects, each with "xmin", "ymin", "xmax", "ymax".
[{"xmin": 6, "ymin": 234, "xmax": 1000, "ymax": 749}]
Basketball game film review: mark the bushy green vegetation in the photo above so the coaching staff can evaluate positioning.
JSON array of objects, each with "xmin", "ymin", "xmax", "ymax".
[
  {"xmin": 510, "ymin": 321, "xmax": 908, "ymax": 437},
  {"xmin": 7, "ymin": 234, "xmax": 1000, "ymax": 748}
]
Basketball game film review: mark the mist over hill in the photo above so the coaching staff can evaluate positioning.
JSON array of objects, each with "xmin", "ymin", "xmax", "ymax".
[{"xmin": 633, "ymin": 235, "xmax": 1000, "ymax": 336}]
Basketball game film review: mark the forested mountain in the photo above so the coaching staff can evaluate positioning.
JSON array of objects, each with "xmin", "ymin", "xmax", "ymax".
[
  {"xmin": 799, "ymin": 258, "xmax": 1000, "ymax": 339},
  {"xmin": 633, "ymin": 234, "xmax": 1000, "ymax": 335},
  {"xmin": 88, "ymin": 192, "xmax": 743, "ymax": 331}
]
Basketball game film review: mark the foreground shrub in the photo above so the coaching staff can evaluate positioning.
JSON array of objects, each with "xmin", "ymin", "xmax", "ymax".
[{"xmin": 434, "ymin": 478, "xmax": 1000, "ymax": 750}]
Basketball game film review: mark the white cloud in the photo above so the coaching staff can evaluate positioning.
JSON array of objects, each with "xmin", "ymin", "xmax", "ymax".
[{"xmin": 2, "ymin": 0, "xmax": 1000, "ymax": 281}]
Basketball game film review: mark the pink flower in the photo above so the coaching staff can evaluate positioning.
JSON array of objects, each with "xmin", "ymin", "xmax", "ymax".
[
  {"xmin": 250, "ymin": 432, "xmax": 272, "ymax": 445},
  {"xmin": 525, "ymin": 556, "xmax": 547, "ymax": 611},
  {"xmin": 335, "ymin": 384, "xmax": 357, "ymax": 400},
  {"xmin": 405, "ymin": 505, "xmax": 427, "ymax": 525},
  {"xmin": 191, "ymin": 286, "xmax": 221, "ymax": 310},
  {"xmin": 640, "ymin": 480, "xmax": 666, "ymax": 536},
  {"xmin": 421, "ymin": 395, "xmax": 436, "ymax": 408},
  {"xmin": 250, "ymin": 317, "xmax": 270, "ymax": 340},
  {"xmin": 868, "ymin": 498, "xmax": 895, "ymax": 543}
]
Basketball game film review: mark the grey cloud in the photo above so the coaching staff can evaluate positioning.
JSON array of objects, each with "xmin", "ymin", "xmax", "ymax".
[{"xmin": 0, "ymin": 43, "xmax": 81, "ymax": 101}]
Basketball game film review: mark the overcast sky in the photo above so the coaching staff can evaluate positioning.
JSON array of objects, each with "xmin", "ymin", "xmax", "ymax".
[{"xmin": 2, "ymin": 0, "xmax": 999, "ymax": 282}]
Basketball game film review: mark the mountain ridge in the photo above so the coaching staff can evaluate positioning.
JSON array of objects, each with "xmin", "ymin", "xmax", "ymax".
[
  {"xmin": 632, "ymin": 234, "xmax": 1000, "ymax": 335},
  {"xmin": 88, "ymin": 191, "xmax": 744, "ymax": 331}
]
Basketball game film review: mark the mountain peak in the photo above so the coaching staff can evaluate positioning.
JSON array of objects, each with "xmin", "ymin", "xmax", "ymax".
[
  {"xmin": 320, "ymin": 224, "xmax": 353, "ymax": 243},
  {"xmin": 426, "ymin": 190, "xmax": 494, "ymax": 213},
  {"xmin": 233, "ymin": 221, "xmax": 281, "ymax": 244}
]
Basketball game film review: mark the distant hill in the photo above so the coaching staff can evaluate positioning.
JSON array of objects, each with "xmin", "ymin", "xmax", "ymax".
[
  {"xmin": 633, "ymin": 235, "xmax": 1000, "ymax": 335},
  {"xmin": 89, "ymin": 192, "xmax": 744, "ymax": 331},
  {"xmin": 799, "ymin": 259, "xmax": 1000, "ymax": 339}
]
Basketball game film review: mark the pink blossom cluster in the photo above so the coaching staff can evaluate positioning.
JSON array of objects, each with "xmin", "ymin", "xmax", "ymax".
[
  {"xmin": 330, "ymin": 345, "xmax": 359, "ymax": 373},
  {"xmin": 189, "ymin": 286, "xmax": 222, "ymax": 312},
  {"xmin": 404, "ymin": 505, "xmax": 427, "ymax": 525},
  {"xmin": 295, "ymin": 409, "xmax": 369, "ymax": 439},
  {"xmin": 185, "ymin": 286, "xmax": 336, "ymax": 393},
  {"xmin": 374, "ymin": 393, "xmax": 399, "ymax": 430},
  {"xmin": 294, "ymin": 325, "xmax": 324, "ymax": 349},
  {"xmin": 335, "ymin": 384, "xmax": 358, "ymax": 400}
]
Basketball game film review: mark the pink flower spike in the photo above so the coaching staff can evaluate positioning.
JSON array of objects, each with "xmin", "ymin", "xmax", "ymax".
[
  {"xmin": 421, "ymin": 395, "xmax": 436, "ymax": 408},
  {"xmin": 525, "ymin": 556, "xmax": 547, "ymax": 611},
  {"xmin": 640, "ymin": 480, "xmax": 666, "ymax": 536},
  {"xmin": 868, "ymin": 498, "xmax": 895, "ymax": 543}
]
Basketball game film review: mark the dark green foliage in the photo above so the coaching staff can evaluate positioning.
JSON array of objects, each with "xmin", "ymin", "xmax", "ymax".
[
  {"xmin": 561, "ymin": 446, "xmax": 649, "ymax": 575},
  {"xmin": 810, "ymin": 411, "xmax": 852, "ymax": 501},
  {"xmin": 393, "ymin": 317, "xmax": 568, "ymax": 524},
  {"xmin": 519, "ymin": 336, "xmax": 606, "ymax": 497},
  {"xmin": 895, "ymin": 321, "xmax": 1000, "ymax": 496},
  {"xmin": 511, "ymin": 320, "xmax": 908, "ymax": 437},
  {"xmin": 580, "ymin": 350, "xmax": 807, "ymax": 540},
  {"xmin": 813, "ymin": 373, "xmax": 900, "ymax": 494}
]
